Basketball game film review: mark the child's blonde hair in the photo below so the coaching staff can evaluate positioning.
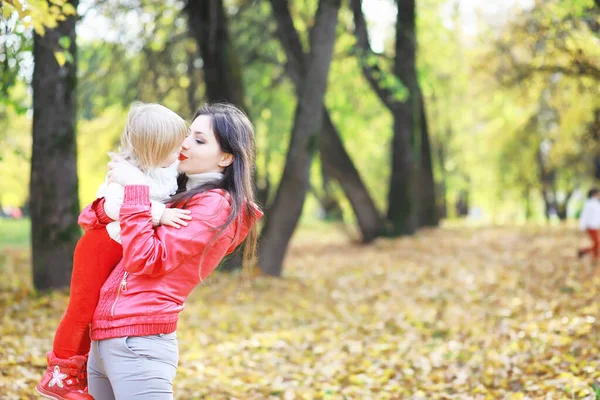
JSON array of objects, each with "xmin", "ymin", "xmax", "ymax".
[{"xmin": 120, "ymin": 102, "xmax": 188, "ymax": 171}]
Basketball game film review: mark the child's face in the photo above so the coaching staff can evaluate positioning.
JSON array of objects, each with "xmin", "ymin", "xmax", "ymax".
[{"xmin": 158, "ymin": 148, "xmax": 181, "ymax": 168}]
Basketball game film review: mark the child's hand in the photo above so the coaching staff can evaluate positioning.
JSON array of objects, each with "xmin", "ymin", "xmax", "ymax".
[
  {"xmin": 160, "ymin": 208, "xmax": 192, "ymax": 228},
  {"xmin": 107, "ymin": 155, "xmax": 147, "ymax": 186}
]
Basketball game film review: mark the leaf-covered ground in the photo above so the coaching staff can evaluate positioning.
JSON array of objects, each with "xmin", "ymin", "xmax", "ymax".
[{"xmin": 1, "ymin": 224, "xmax": 600, "ymax": 399}]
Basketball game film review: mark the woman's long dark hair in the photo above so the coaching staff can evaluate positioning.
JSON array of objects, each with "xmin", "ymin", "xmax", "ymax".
[{"xmin": 170, "ymin": 103, "xmax": 260, "ymax": 275}]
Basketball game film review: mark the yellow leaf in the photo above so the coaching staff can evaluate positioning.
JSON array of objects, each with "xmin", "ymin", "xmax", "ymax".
[
  {"xmin": 12, "ymin": 0, "xmax": 25, "ymax": 13},
  {"xmin": 54, "ymin": 51, "xmax": 66, "ymax": 67},
  {"xmin": 179, "ymin": 76, "xmax": 190, "ymax": 89},
  {"xmin": 2, "ymin": 6, "xmax": 13, "ymax": 19},
  {"xmin": 62, "ymin": 3, "xmax": 77, "ymax": 15},
  {"xmin": 33, "ymin": 21, "xmax": 46, "ymax": 36},
  {"xmin": 578, "ymin": 389, "xmax": 590, "ymax": 398}
]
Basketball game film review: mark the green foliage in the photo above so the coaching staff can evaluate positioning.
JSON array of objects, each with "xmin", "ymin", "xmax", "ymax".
[{"xmin": 1, "ymin": 0, "xmax": 599, "ymax": 225}]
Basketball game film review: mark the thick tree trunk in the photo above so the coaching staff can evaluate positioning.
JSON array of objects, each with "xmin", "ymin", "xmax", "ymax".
[
  {"xmin": 259, "ymin": 0, "xmax": 341, "ymax": 276},
  {"xmin": 186, "ymin": 46, "xmax": 199, "ymax": 116},
  {"xmin": 352, "ymin": 0, "xmax": 432, "ymax": 236},
  {"xmin": 418, "ymin": 96, "xmax": 438, "ymax": 227},
  {"xmin": 320, "ymin": 113, "xmax": 383, "ymax": 241},
  {"xmin": 31, "ymin": 0, "xmax": 80, "ymax": 291},
  {"xmin": 269, "ymin": 0, "xmax": 384, "ymax": 242},
  {"xmin": 184, "ymin": 0, "xmax": 245, "ymax": 108},
  {"xmin": 387, "ymin": 0, "xmax": 421, "ymax": 235},
  {"xmin": 185, "ymin": 0, "xmax": 249, "ymax": 271}
]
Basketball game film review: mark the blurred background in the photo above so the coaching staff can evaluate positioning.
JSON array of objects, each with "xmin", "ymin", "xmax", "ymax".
[
  {"xmin": 2, "ymin": 0, "xmax": 600, "ymax": 398},
  {"xmin": 1, "ymin": 0, "xmax": 599, "ymax": 276},
  {"xmin": 0, "ymin": 0, "xmax": 600, "ymax": 287}
]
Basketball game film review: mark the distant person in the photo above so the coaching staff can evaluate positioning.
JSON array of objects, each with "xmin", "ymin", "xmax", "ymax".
[
  {"xmin": 11, "ymin": 207, "xmax": 22, "ymax": 219},
  {"xmin": 578, "ymin": 188, "xmax": 600, "ymax": 262},
  {"xmin": 36, "ymin": 102, "xmax": 190, "ymax": 399}
]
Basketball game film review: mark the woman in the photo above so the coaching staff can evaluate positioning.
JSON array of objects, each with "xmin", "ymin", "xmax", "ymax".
[{"xmin": 80, "ymin": 103, "xmax": 261, "ymax": 399}]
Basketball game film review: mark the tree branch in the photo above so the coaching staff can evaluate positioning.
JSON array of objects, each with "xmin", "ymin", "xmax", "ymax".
[
  {"xmin": 267, "ymin": 0, "xmax": 306, "ymax": 89},
  {"xmin": 349, "ymin": 0, "xmax": 396, "ymax": 110}
]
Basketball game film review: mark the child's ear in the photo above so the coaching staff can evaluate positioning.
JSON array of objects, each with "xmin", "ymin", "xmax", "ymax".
[{"xmin": 219, "ymin": 153, "xmax": 234, "ymax": 168}]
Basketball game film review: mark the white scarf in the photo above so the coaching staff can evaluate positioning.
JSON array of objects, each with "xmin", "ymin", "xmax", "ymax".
[{"xmin": 185, "ymin": 172, "xmax": 223, "ymax": 191}]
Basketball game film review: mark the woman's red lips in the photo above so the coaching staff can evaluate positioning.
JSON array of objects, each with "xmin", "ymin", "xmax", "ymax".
[{"xmin": 178, "ymin": 154, "xmax": 188, "ymax": 161}]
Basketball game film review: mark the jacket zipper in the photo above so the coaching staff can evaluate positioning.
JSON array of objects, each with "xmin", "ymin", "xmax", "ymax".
[{"xmin": 110, "ymin": 271, "xmax": 129, "ymax": 317}]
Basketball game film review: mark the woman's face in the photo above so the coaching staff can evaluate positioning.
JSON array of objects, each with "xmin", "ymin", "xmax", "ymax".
[{"xmin": 178, "ymin": 115, "xmax": 231, "ymax": 175}]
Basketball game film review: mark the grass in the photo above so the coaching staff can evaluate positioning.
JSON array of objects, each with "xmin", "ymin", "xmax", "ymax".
[{"xmin": 0, "ymin": 218, "xmax": 30, "ymax": 249}]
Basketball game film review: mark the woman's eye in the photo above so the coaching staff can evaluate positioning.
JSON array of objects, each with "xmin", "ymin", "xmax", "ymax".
[{"xmin": 195, "ymin": 139, "xmax": 204, "ymax": 145}]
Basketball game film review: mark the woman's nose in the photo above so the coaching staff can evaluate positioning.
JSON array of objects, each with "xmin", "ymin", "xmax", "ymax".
[{"xmin": 181, "ymin": 140, "xmax": 190, "ymax": 150}]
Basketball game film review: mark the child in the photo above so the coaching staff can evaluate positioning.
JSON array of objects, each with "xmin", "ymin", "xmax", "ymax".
[
  {"xmin": 578, "ymin": 188, "xmax": 600, "ymax": 262},
  {"xmin": 36, "ymin": 103, "xmax": 191, "ymax": 400}
]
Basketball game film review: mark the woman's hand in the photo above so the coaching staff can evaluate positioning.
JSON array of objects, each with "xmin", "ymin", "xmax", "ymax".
[{"xmin": 106, "ymin": 154, "xmax": 147, "ymax": 186}]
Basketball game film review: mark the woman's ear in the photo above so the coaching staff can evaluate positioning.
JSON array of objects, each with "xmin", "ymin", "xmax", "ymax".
[{"xmin": 219, "ymin": 153, "xmax": 234, "ymax": 168}]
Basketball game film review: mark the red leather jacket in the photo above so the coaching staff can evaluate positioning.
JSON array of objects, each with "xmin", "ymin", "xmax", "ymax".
[{"xmin": 78, "ymin": 185, "xmax": 261, "ymax": 340}]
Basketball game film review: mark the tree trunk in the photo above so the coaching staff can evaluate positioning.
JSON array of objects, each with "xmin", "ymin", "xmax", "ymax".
[
  {"xmin": 259, "ymin": 0, "xmax": 341, "ymax": 276},
  {"xmin": 184, "ymin": 0, "xmax": 245, "ymax": 108},
  {"xmin": 31, "ymin": 0, "xmax": 80, "ymax": 291},
  {"xmin": 523, "ymin": 186, "xmax": 533, "ymax": 220},
  {"xmin": 435, "ymin": 138, "xmax": 448, "ymax": 219},
  {"xmin": 269, "ymin": 0, "xmax": 384, "ymax": 242},
  {"xmin": 320, "ymin": 156, "xmax": 344, "ymax": 221},
  {"xmin": 456, "ymin": 190, "xmax": 469, "ymax": 217},
  {"xmin": 536, "ymin": 146, "xmax": 557, "ymax": 220},
  {"xmin": 589, "ymin": 109, "xmax": 600, "ymax": 179},
  {"xmin": 387, "ymin": 0, "xmax": 421, "ymax": 235},
  {"xmin": 556, "ymin": 187, "xmax": 576, "ymax": 221},
  {"xmin": 418, "ymin": 96, "xmax": 438, "ymax": 227},
  {"xmin": 320, "ymin": 113, "xmax": 383, "ymax": 241},
  {"xmin": 351, "ymin": 0, "xmax": 430, "ymax": 236},
  {"xmin": 186, "ymin": 46, "xmax": 199, "ymax": 116},
  {"xmin": 185, "ymin": 0, "xmax": 250, "ymax": 271}
]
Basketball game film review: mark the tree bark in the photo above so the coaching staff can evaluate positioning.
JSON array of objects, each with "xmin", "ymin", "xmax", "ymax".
[
  {"xmin": 388, "ymin": 0, "xmax": 421, "ymax": 235},
  {"xmin": 319, "ymin": 157, "xmax": 344, "ymax": 221},
  {"xmin": 259, "ymin": 0, "xmax": 341, "ymax": 276},
  {"xmin": 185, "ymin": 0, "xmax": 250, "ymax": 271},
  {"xmin": 320, "ymin": 113, "xmax": 383, "ymax": 241},
  {"xmin": 184, "ymin": 0, "xmax": 245, "ymax": 108},
  {"xmin": 269, "ymin": 0, "xmax": 384, "ymax": 242},
  {"xmin": 456, "ymin": 190, "xmax": 469, "ymax": 217},
  {"xmin": 31, "ymin": 0, "xmax": 80, "ymax": 291},
  {"xmin": 351, "ymin": 0, "xmax": 435, "ymax": 236},
  {"xmin": 418, "ymin": 96, "xmax": 438, "ymax": 227}
]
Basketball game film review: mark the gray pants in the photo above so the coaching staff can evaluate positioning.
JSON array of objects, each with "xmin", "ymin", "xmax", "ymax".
[{"xmin": 88, "ymin": 333, "xmax": 179, "ymax": 399}]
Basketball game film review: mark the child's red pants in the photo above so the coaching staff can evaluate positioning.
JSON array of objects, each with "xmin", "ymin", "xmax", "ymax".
[{"xmin": 53, "ymin": 228, "xmax": 122, "ymax": 359}]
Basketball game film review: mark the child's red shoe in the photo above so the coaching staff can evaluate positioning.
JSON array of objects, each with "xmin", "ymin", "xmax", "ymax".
[{"xmin": 35, "ymin": 352, "xmax": 92, "ymax": 400}]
